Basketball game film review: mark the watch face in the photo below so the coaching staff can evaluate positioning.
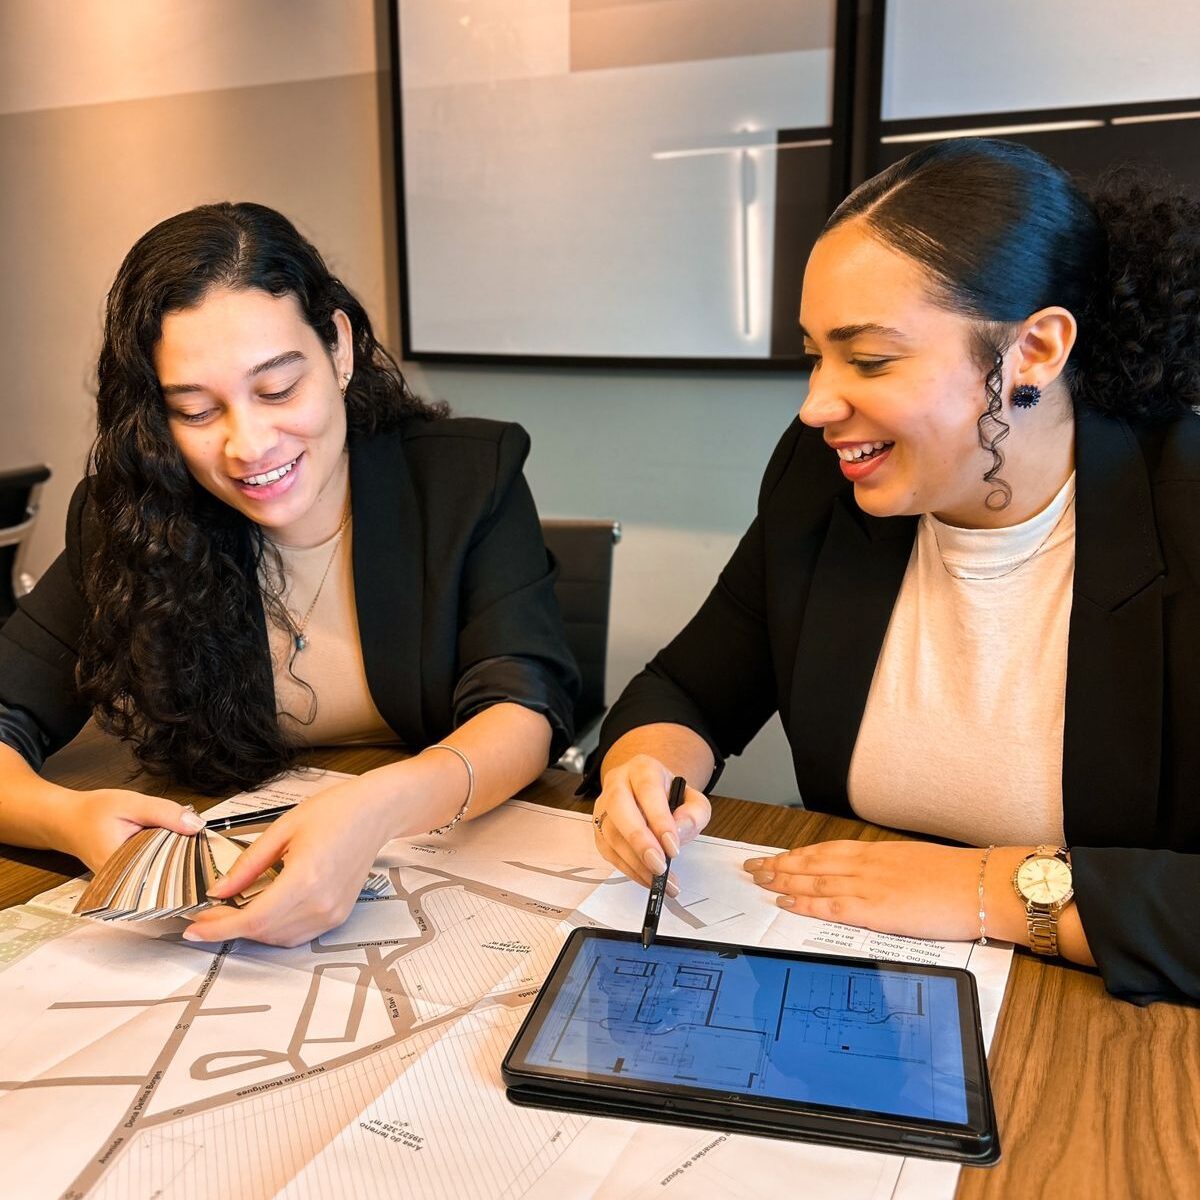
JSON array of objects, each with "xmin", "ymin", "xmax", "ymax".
[{"xmin": 1016, "ymin": 856, "xmax": 1073, "ymax": 905}]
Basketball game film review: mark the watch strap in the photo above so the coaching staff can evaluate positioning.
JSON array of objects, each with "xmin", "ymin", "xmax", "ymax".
[
  {"xmin": 1016, "ymin": 844, "xmax": 1071, "ymax": 958},
  {"xmin": 1025, "ymin": 905, "xmax": 1060, "ymax": 956}
]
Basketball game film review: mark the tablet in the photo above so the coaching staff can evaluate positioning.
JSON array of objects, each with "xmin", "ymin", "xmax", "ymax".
[{"xmin": 502, "ymin": 928, "xmax": 999, "ymax": 1164}]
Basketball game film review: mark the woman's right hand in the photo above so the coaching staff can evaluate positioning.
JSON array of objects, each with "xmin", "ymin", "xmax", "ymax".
[
  {"xmin": 54, "ymin": 788, "xmax": 206, "ymax": 871},
  {"xmin": 592, "ymin": 754, "xmax": 712, "ymax": 888}
]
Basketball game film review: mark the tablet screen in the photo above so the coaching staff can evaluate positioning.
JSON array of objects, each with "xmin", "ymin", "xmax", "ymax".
[{"xmin": 518, "ymin": 933, "xmax": 973, "ymax": 1126}]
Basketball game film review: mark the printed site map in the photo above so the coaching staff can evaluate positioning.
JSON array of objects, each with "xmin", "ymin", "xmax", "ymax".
[{"xmin": 0, "ymin": 774, "xmax": 1011, "ymax": 1200}]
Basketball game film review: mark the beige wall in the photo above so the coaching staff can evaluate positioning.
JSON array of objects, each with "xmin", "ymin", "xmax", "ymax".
[
  {"xmin": 0, "ymin": 0, "xmax": 376, "ymax": 114},
  {"xmin": 0, "ymin": 0, "xmax": 390, "ymax": 578}
]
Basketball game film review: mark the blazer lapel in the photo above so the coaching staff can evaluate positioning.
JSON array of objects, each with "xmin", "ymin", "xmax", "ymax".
[
  {"xmin": 349, "ymin": 432, "xmax": 426, "ymax": 747},
  {"xmin": 789, "ymin": 498, "xmax": 917, "ymax": 814},
  {"xmin": 1063, "ymin": 408, "xmax": 1164, "ymax": 847}
]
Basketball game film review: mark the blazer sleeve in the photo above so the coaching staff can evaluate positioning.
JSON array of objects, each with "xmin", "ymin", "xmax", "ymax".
[
  {"xmin": 0, "ymin": 479, "xmax": 93, "ymax": 764},
  {"xmin": 451, "ymin": 424, "xmax": 580, "ymax": 761},
  {"xmin": 1070, "ymin": 848, "xmax": 1200, "ymax": 1004},
  {"xmin": 581, "ymin": 422, "xmax": 805, "ymax": 795}
]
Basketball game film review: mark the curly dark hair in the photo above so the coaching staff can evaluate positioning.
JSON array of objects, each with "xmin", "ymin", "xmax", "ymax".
[
  {"xmin": 824, "ymin": 138, "xmax": 1200, "ymax": 506},
  {"xmin": 76, "ymin": 202, "xmax": 446, "ymax": 793}
]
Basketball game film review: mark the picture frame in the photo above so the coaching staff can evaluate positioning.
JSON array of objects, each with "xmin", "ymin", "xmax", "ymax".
[
  {"xmin": 388, "ymin": 0, "xmax": 856, "ymax": 368},
  {"xmin": 868, "ymin": 1, "xmax": 1200, "ymax": 190}
]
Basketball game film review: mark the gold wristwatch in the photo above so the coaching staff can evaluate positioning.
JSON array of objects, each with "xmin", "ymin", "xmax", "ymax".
[{"xmin": 1012, "ymin": 845, "xmax": 1074, "ymax": 956}]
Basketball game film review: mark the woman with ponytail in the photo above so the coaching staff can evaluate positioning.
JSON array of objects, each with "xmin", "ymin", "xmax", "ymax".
[
  {"xmin": 0, "ymin": 203, "xmax": 578, "ymax": 946},
  {"xmin": 589, "ymin": 139, "xmax": 1200, "ymax": 1004}
]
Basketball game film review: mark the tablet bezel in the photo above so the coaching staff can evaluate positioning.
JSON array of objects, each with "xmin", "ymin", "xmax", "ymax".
[{"xmin": 502, "ymin": 928, "xmax": 999, "ymax": 1165}]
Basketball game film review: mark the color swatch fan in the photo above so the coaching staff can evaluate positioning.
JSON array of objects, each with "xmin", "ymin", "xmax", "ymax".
[{"xmin": 73, "ymin": 826, "xmax": 276, "ymax": 921}]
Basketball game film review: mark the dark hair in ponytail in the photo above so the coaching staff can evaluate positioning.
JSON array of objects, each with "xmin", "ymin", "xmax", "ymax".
[
  {"xmin": 77, "ymin": 202, "xmax": 446, "ymax": 793},
  {"xmin": 1077, "ymin": 168, "xmax": 1200, "ymax": 423},
  {"xmin": 824, "ymin": 138, "xmax": 1200, "ymax": 503}
]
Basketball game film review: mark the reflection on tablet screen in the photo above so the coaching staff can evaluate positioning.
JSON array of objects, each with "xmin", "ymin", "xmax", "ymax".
[{"xmin": 522, "ymin": 938, "xmax": 969, "ymax": 1125}]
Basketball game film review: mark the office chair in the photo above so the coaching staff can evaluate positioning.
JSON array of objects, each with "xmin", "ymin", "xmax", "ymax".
[
  {"xmin": 0, "ymin": 465, "xmax": 52, "ymax": 623},
  {"xmin": 541, "ymin": 518, "xmax": 621, "ymax": 772}
]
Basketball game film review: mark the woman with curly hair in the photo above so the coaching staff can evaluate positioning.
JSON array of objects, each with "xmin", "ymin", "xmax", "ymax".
[
  {"xmin": 589, "ymin": 138, "xmax": 1200, "ymax": 1005},
  {"xmin": 0, "ymin": 202, "xmax": 578, "ymax": 946}
]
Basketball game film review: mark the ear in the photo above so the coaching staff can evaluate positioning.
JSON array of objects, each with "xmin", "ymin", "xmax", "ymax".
[
  {"xmin": 331, "ymin": 309, "xmax": 354, "ymax": 386},
  {"xmin": 1012, "ymin": 306, "xmax": 1077, "ymax": 391}
]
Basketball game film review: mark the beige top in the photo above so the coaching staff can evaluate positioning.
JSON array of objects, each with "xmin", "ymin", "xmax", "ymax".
[
  {"xmin": 848, "ymin": 474, "xmax": 1076, "ymax": 847},
  {"xmin": 262, "ymin": 518, "xmax": 398, "ymax": 747}
]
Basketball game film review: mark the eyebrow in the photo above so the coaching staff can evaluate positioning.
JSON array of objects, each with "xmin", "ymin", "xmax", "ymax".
[
  {"xmin": 798, "ymin": 323, "xmax": 912, "ymax": 345},
  {"xmin": 160, "ymin": 350, "xmax": 309, "ymax": 397}
]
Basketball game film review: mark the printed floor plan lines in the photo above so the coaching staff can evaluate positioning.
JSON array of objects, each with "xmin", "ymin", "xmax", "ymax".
[
  {"xmin": 665, "ymin": 891, "xmax": 746, "ymax": 932},
  {"xmin": 4, "ymin": 805, "xmax": 613, "ymax": 1198}
]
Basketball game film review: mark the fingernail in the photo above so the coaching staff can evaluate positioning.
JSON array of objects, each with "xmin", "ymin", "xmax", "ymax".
[
  {"xmin": 181, "ymin": 928, "xmax": 203, "ymax": 942},
  {"xmin": 181, "ymin": 811, "xmax": 205, "ymax": 833},
  {"xmin": 642, "ymin": 847, "xmax": 667, "ymax": 875},
  {"xmin": 661, "ymin": 832, "xmax": 681, "ymax": 859},
  {"xmin": 666, "ymin": 876, "xmax": 680, "ymax": 898},
  {"xmin": 743, "ymin": 857, "xmax": 764, "ymax": 872},
  {"xmin": 777, "ymin": 896, "xmax": 795, "ymax": 908},
  {"xmin": 676, "ymin": 817, "xmax": 695, "ymax": 841},
  {"xmin": 753, "ymin": 871, "xmax": 775, "ymax": 885}
]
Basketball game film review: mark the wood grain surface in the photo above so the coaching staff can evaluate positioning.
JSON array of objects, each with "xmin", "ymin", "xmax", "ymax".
[{"xmin": 2, "ymin": 724, "xmax": 1196, "ymax": 1199}]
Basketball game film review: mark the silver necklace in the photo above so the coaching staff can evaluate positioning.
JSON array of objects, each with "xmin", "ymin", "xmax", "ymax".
[
  {"xmin": 262, "ymin": 509, "xmax": 351, "ymax": 652},
  {"xmin": 928, "ymin": 495, "xmax": 1075, "ymax": 582}
]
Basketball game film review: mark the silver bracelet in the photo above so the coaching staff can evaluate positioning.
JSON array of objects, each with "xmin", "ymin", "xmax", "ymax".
[
  {"xmin": 977, "ymin": 844, "xmax": 995, "ymax": 945},
  {"xmin": 422, "ymin": 744, "xmax": 475, "ymax": 835}
]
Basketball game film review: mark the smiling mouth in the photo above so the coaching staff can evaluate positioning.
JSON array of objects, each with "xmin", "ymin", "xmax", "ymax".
[
  {"xmin": 835, "ymin": 441, "xmax": 893, "ymax": 462},
  {"xmin": 239, "ymin": 455, "xmax": 300, "ymax": 487}
]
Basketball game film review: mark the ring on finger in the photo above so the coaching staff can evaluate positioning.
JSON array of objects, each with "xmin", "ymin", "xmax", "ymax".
[{"xmin": 592, "ymin": 811, "xmax": 608, "ymax": 834}]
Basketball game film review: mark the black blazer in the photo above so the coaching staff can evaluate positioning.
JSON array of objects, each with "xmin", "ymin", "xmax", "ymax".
[
  {"xmin": 0, "ymin": 418, "xmax": 579, "ymax": 768},
  {"xmin": 592, "ymin": 406, "xmax": 1200, "ymax": 1005}
]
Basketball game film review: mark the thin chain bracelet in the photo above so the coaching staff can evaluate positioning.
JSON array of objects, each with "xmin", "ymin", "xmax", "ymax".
[
  {"xmin": 977, "ymin": 844, "xmax": 996, "ymax": 945},
  {"xmin": 422, "ymin": 744, "xmax": 475, "ymax": 835}
]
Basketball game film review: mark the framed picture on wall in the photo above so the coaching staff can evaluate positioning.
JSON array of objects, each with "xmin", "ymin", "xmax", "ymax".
[
  {"xmin": 869, "ymin": 0, "xmax": 1200, "ymax": 189},
  {"xmin": 389, "ymin": 0, "xmax": 853, "ymax": 367}
]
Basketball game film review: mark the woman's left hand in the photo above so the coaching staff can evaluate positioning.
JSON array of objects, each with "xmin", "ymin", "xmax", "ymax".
[
  {"xmin": 743, "ymin": 839, "xmax": 986, "ymax": 942},
  {"xmin": 180, "ymin": 777, "xmax": 398, "ymax": 948}
]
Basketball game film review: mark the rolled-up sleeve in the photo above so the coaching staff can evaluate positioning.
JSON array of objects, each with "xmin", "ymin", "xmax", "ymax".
[
  {"xmin": 0, "ymin": 702, "xmax": 53, "ymax": 770},
  {"xmin": 453, "ymin": 654, "xmax": 575, "ymax": 762},
  {"xmin": 1072, "ymin": 846, "xmax": 1200, "ymax": 1004}
]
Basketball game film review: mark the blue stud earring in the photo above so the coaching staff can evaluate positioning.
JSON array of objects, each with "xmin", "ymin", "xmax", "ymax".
[{"xmin": 1011, "ymin": 383, "xmax": 1041, "ymax": 409}]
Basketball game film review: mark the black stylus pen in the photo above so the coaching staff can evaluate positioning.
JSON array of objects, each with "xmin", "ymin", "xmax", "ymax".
[{"xmin": 641, "ymin": 775, "xmax": 688, "ymax": 950}]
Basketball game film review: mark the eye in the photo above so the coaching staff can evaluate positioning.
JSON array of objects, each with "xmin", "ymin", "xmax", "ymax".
[
  {"xmin": 802, "ymin": 351, "xmax": 822, "ymax": 371},
  {"xmin": 850, "ymin": 357, "xmax": 896, "ymax": 374},
  {"xmin": 260, "ymin": 382, "xmax": 299, "ymax": 402},
  {"xmin": 173, "ymin": 409, "xmax": 216, "ymax": 426}
]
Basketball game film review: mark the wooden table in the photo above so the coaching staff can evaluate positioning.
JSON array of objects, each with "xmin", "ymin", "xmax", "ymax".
[{"xmin": 3, "ymin": 727, "xmax": 1198, "ymax": 1200}]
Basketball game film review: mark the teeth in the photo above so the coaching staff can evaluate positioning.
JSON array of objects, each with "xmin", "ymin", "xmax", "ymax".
[
  {"xmin": 836, "ymin": 442, "xmax": 892, "ymax": 461},
  {"xmin": 242, "ymin": 458, "xmax": 297, "ymax": 487}
]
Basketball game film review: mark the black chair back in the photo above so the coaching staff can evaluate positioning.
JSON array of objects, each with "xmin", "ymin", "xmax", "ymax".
[
  {"xmin": 0, "ymin": 464, "xmax": 52, "ymax": 622},
  {"xmin": 541, "ymin": 518, "xmax": 620, "ymax": 736}
]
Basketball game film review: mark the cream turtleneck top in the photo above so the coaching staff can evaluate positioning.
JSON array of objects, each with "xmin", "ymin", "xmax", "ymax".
[{"xmin": 848, "ymin": 474, "xmax": 1076, "ymax": 847}]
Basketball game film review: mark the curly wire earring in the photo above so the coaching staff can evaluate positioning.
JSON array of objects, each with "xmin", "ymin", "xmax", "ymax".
[{"xmin": 977, "ymin": 352, "xmax": 1012, "ymax": 511}]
